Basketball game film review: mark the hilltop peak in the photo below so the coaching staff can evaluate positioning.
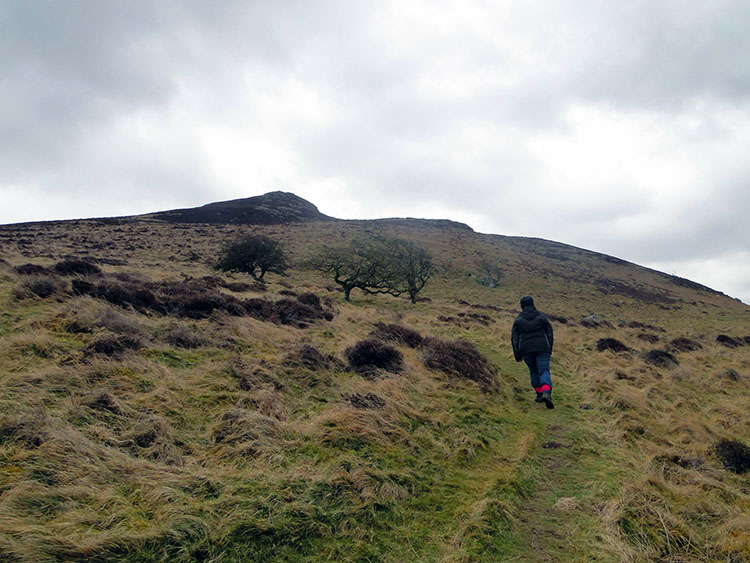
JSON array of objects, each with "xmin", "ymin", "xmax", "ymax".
[{"xmin": 146, "ymin": 191, "xmax": 334, "ymax": 225}]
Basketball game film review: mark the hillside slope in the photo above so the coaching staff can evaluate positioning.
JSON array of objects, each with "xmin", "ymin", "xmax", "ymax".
[{"xmin": 0, "ymin": 204, "xmax": 748, "ymax": 561}]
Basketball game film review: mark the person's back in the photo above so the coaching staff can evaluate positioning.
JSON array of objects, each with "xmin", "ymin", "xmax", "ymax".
[{"xmin": 511, "ymin": 296, "xmax": 554, "ymax": 408}]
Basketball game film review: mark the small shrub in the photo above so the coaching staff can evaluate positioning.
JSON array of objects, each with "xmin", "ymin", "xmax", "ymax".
[
  {"xmin": 21, "ymin": 275, "xmax": 64, "ymax": 298},
  {"xmin": 72, "ymin": 278, "xmax": 160, "ymax": 311},
  {"xmin": 244, "ymin": 298, "xmax": 278, "ymax": 322},
  {"xmin": 717, "ymin": 335, "xmax": 744, "ymax": 348},
  {"xmin": 171, "ymin": 292, "xmax": 245, "ymax": 319},
  {"xmin": 14, "ymin": 263, "xmax": 50, "ymax": 276},
  {"xmin": 637, "ymin": 333, "xmax": 660, "ymax": 344},
  {"xmin": 370, "ymin": 323, "xmax": 424, "ymax": 348},
  {"xmin": 54, "ymin": 259, "xmax": 102, "ymax": 276},
  {"xmin": 223, "ymin": 281, "xmax": 260, "ymax": 293},
  {"xmin": 276, "ymin": 298, "xmax": 328, "ymax": 328},
  {"xmin": 715, "ymin": 439, "xmax": 750, "ymax": 474},
  {"xmin": 422, "ymin": 338, "xmax": 497, "ymax": 391},
  {"xmin": 670, "ymin": 337, "xmax": 702, "ymax": 352},
  {"xmin": 297, "ymin": 292, "xmax": 321, "ymax": 308},
  {"xmin": 596, "ymin": 338, "xmax": 631, "ymax": 353},
  {"xmin": 643, "ymin": 349, "xmax": 679, "ymax": 368},
  {"xmin": 346, "ymin": 339, "xmax": 403, "ymax": 374}
]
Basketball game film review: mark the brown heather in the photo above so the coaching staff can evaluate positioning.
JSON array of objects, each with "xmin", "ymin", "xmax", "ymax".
[{"xmin": 0, "ymin": 211, "xmax": 748, "ymax": 561}]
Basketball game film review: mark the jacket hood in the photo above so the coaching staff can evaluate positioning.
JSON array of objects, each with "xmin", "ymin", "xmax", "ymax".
[{"xmin": 521, "ymin": 306, "xmax": 539, "ymax": 320}]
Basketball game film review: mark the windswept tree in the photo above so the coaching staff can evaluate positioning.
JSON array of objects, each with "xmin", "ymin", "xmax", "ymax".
[
  {"xmin": 477, "ymin": 258, "xmax": 505, "ymax": 288},
  {"xmin": 385, "ymin": 238, "xmax": 434, "ymax": 303},
  {"xmin": 215, "ymin": 234, "xmax": 289, "ymax": 282},
  {"xmin": 310, "ymin": 236, "xmax": 433, "ymax": 302},
  {"xmin": 309, "ymin": 238, "xmax": 396, "ymax": 301}
]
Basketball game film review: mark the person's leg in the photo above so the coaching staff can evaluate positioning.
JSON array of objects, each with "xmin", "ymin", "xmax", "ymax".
[
  {"xmin": 535, "ymin": 352, "xmax": 552, "ymax": 391},
  {"xmin": 523, "ymin": 353, "xmax": 544, "ymax": 398},
  {"xmin": 536, "ymin": 352, "xmax": 554, "ymax": 409}
]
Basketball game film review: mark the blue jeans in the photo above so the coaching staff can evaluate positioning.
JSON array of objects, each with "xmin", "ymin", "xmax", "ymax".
[{"xmin": 523, "ymin": 352, "xmax": 552, "ymax": 391}]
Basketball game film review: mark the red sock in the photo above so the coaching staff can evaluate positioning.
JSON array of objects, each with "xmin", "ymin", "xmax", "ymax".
[
  {"xmin": 534, "ymin": 387, "xmax": 543, "ymax": 393},
  {"xmin": 541, "ymin": 384, "xmax": 551, "ymax": 392}
]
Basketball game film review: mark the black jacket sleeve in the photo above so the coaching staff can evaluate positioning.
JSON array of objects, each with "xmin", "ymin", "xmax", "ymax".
[
  {"xmin": 544, "ymin": 317, "xmax": 554, "ymax": 352},
  {"xmin": 511, "ymin": 320, "xmax": 521, "ymax": 361}
]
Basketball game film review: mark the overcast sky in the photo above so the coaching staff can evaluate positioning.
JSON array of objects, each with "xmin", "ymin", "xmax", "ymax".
[{"xmin": 2, "ymin": 1, "xmax": 749, "ymax": 303}]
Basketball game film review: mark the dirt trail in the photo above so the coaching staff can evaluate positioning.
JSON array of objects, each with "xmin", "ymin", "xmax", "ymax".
[
  {"xmin": 511, "ymin": 378, "xmax": 625, "ymax": 561},
  {"xmin": 516, "ymin": 423, "xmax": 573, "ymax": 561}
]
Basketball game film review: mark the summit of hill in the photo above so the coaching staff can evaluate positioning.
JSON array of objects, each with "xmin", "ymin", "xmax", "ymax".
[
  {"xmin": 0, "ymin": 191, "xmax": 748, "ymax": 561},
  {"xmin": 144, "ymin": 190, "xmax": 335, "ymax": 225}
]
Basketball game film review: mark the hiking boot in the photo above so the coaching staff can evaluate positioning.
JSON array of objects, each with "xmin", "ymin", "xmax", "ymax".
[
  {"xmin": 535, "ymin": 392, "xmax": 544, "ymax": 403},
  {"xmin": 541, "ymin": 390, "xmax": 554, "ymax": 409}
]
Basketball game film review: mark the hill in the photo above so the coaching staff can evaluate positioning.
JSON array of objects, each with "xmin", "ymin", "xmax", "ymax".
[
  {"xmin": 0, "ymin": 194, "xmax": 748, "ymax": 561},
  {"xmin": 143, "ymin": 191, "xmax": 335, "ymax": 224}
]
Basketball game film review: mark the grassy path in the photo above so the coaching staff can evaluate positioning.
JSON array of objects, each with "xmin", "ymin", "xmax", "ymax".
[{"xmin": 506, "ymin": 368, "xmax": 630, "ymax": 561}]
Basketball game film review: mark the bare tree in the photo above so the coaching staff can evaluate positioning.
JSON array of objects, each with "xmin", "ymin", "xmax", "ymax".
[
  {"xmin": 310, "ymin": 237, "xmax": 433, "ymax": 302},
  {"xmin": 385, "ymin": 238, "xmax": 434, "ymax": 303}
]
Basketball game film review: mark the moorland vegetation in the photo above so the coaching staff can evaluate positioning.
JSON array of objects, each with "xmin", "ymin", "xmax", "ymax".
[{"xmin": 0, "ymin": 194, "xmax": 749, "ymax": 561}]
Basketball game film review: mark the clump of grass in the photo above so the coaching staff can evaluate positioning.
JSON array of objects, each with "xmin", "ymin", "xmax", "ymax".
[
  {"xmin": 59, "ymin": 300, "xmax": 145, "ymax": 336},
  {"xmin": 345, "ymin": 339, "xmax": 403, "ymax": 375},
  {"xmin": 85, "ymin": 389, "xmax": 123, "ymax": 415},
  {"xmin": 617, "ymin": 488, "xmax": 698, "ymax": 559},
  {"xmin": 422, "ymin": 337, "xmax": 497, "ymax": 391},
  {"xmin": 284, "ymin": 345, "xmax": 343, "ymax": 371},
  {"xmin": 715, "ymin": 439, "xmax": 750, "ymax": 474},
  {"xmin": 344, "ymin": 392, "xmax": 386, "ymax": 409},
  {"xmin": 316, "ymin": 407, "xmax": 401, "ymax": 449},
  {"xmin": 715, "ymin": 368, "xmax": 741, "ymax": 382},
  {"xmin": 164, "ymin": 323, "xmax": 211, "ymax": 348},
  {"xmin": 83, "ymin": 333, "xmax": 144, "ymax": 358},
  {"xmin": 0, "ymin": 411, "xmax": 48, "ymax": 448},
  {"xmin": 370, "ymin": 322, "xmax": 424, "ymax": 348},
  {"xmin": 228, "ymin": 359, "xmax": 281, "ymax": 391},
  {"xmin": 211, "ymin": 409, "xmax": 281, "ymax": 457}
]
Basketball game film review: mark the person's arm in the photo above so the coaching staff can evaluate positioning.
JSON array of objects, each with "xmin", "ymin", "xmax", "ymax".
[
  {"xmin": 545, "ymin": 318, "xmax": 554, "ymax": 352},
  {"xmin": 511, "ymin": 321, "xmax": 521, "ymax": 361}
]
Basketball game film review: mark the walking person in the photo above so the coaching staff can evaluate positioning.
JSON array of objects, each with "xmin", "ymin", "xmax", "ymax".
[{"xmin": 511, "ymin": 296, "xmax": 554, "ymax": 409}]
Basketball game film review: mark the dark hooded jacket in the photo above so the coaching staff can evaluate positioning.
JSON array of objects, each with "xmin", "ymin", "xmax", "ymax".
[{"xmin": 511, "ymin": 304, "xmax": 553, "ymax": 361}]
